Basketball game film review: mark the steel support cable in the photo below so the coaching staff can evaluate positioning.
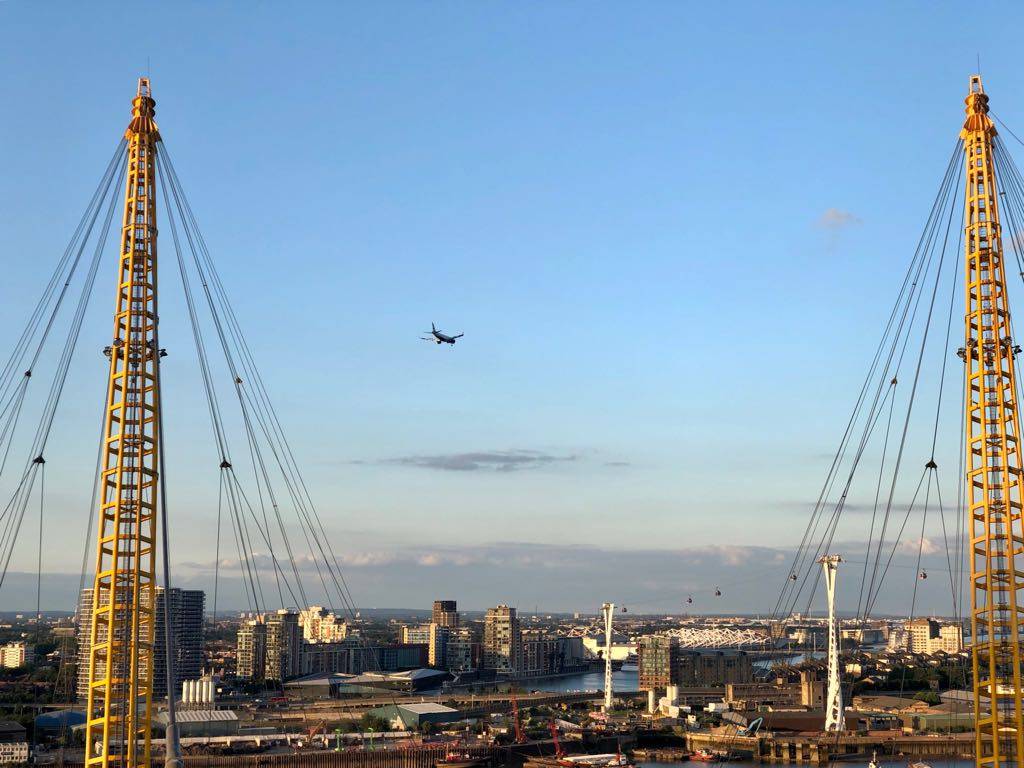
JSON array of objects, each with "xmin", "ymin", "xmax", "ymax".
[
  {"xmin": 225, "ymin": 476, "xmax": 258, "ymax": 614},
  {"xmin": 60, "ymin": 383, "xmax": 111, "ymax": 728},
  {"xmin": 990, "ymin": 140, "xmax": 1024, "ymax": 660},
  {"xmin": 0, "ymin": 144, "xmax": 125, "ymax": 491},
  {"xmin": 158, "ymin": 154, "xmax": 296, "ymax": 614},
  {"xmin": 34, "ymin": 459, "xmax": 43, "ymax": 641},
  {"xmin": 156, "ymin": 154, "xmax": 267, "ymax": 612},
  {"xmin": 236, "ymin": 401, "xmax": 288, "ymax": 608},
  {"xmin": 159, "ymin": 147, "xmax": 354, "ymax": 616},
  {"xmin": 775, "ymin": 147, "xmax": 962, "ymax": 737},
  {"xmin": 213, "ymin": 470, "xmax": 224, "ymax": 620},
  {"xmin": 0, "ymin": 140, "xmax": 126, "ymax": 407},
  {"xmin": 774, "ymin": 142, "xmax": 964, "ymax": 619},
  {"xmin": 158, "ymin": 147, "xmax": 399, "ymax": 689},
  {"xmin": 908, "ymin": 470, "xmax": 934, "ymax": 619},
  {"xmin": 862, "ymin": 161, "xmax": 962, "ymax": 619},
  {"xmin": 923, "ymin": 216, "xmax": 964, "ymax": 618},
  {"xmin": 988, "ymin": 139, "xmax": 1024, "ymax": 724},
  {"xmin": 0, "ymin": 151, "xmax": 125, "ymax": 592},
  {"xmin": 158, "ymin": 147, "xmax": 362, "ymax": 614},
  {"xmin": 863, "ymin": 467, "xmax": 931, "ymax": 618},
  {"xmin": 158, "ymin": 156, "xmax": 299, "ymax": 609},
  {"xmin": 933, "ymin": 477, "xmax": 958, "ymax": 609},
  {"xmin": 783, "ymin": 380, "xmax": 900, "ymax": 619},
  {"xmin": 856, "ymin": 383, "xmax": 898, "ymax": 619},
  {"xmin": 787, "ymin": 165, "xmax": 958, "ymax": 622},
  {"xmin": 0, "ymin": 379, "xmax": 30, "ymax": 481},
  {"xmin": 152, "ymin": 294, "xmax": 183, "ymax": 766},
  {"xmin": 224, "ymin": 465, "xmax": 300, "ymax": 609},
  {"xmin": 156, "ymin": 162, "xmax": 232, "ymax": 463},
  {"xmin": 224, "ymin": 451, "xmax": 266, "ymax": 612},
  {"xmin": 233, "ymin": 382, "xmax": 306, "ymax": 608},
  {"xmin": 236, "ymin": 383, "xmax": 333, "ymax": 606}
]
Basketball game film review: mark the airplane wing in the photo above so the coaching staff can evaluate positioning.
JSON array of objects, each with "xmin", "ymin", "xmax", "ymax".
[{"xmin": 453, "ymin": 333, "xmax": 464, "ymax": 339}]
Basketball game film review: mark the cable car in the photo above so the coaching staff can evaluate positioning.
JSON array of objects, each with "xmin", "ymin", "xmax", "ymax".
[
  {"xmin": 621, "ymin": 606, "xmax": 627, "ymax": 613},
  {"xmin": 686, "ymin": 595, "xmax": 693, "ymax": 605},
  {"xmin": 715, "ymin": 587, "xmax": 722, "ymax": 597},
  {"xmin": 789, "ymin": 573, "xmax": 798, "ymax": 581},
  {"xmin": 919, "ymin": 570, "xmax": 928, "ymax": 580}
]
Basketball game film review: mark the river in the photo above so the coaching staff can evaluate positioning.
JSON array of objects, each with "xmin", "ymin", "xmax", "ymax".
[{"xmin": 525, "ymin": 664, "xmax": 639, "ymax": 693}]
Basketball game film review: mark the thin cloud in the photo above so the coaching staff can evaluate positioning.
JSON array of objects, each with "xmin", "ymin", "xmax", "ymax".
[
  {"xmin": 816, "ymin": 207, "xmax": 862, "ymax": 230},
  {"xmin": 385, "ymin": 449, "xmax": 578, "ymax": 472}
]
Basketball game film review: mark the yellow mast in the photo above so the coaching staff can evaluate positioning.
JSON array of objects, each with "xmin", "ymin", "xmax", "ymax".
[
  {"xmin": 85, "ymin": 78, "xmax": 161, "ymax": 768},
  {"xmin": 961, "ymin": 74, "xmax": 1024, "ymax": 768}
]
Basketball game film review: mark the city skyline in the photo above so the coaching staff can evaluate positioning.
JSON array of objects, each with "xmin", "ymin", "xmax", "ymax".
[{"xmin": 2, "ymin": 3, "xmax": 1023, "ymax": 616}]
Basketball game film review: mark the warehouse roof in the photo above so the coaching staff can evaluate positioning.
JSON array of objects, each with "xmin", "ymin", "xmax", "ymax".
[
  {"xmin": 156, "ymin": 710, "xmax": 238, "ymax": 724},
  {"xmin": 397, "ymin": 703, "xmax": 458, "ymax": 715}
]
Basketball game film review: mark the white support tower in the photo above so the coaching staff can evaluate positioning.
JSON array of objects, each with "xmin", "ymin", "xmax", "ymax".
[
  {"xmin": 818, "ymin": 555, "xmax": 844, "ymax": 732},
  {"xmin": 601, "ymin": 602, "xmax": 614, "ymax": 711}
]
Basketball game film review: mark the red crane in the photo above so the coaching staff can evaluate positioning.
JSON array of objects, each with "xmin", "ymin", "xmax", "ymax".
[
  {"xmin": 548, "ymin": 722, "xmax": 564, "ymax": 759},
  {"xmin": 510, "ymin": 689, "xmax": 525, "ymax": 744}
]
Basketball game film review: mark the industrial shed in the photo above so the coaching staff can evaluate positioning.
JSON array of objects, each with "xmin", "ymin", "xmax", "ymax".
[
  {"xmin": 369, "ymin": 703, "xmax": 461, "ymax": 730},
  {"xmin": 155, "ymin": 710, "xmax": 239, "ymax": 738}
]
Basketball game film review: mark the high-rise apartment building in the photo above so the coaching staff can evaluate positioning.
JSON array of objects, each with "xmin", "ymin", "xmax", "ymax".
[
  {"xmin": 237, "ymin": 609, "xmax": 301, "ymax": 681},
  {"xmin": 638, "ymin": 635, "xmax": 677, "ymax": 692},
  {"xmin": 0, "ymin": 642, "xmax": 32, "ymax": 669},
  {"xmin": 447, "ymin": 627, "xmax": 481, "ymax": 672},
  {"xmin": 637, "ymin": 635, "xmax": 752, "ymax": 691},
  {"xmin": 484, "ymin": 604, "xmax": 521, "ymax": 674},
  {"xmin": 401, "ymin": 625, "xmax": 433, "ymax": 645},
  {"xmin": 432, "ymin": 600, "xmax": 459, "ymax": 629},
  {"xmin": 299, "ymin": 606, "xmax": 350, "ymax": 643},
  {"xmin": 905, "ymin": 618, "xmax": 963, "ymax": 654},
  {"xmin": 154, "ymin": 588, "xmax": 205, "ymax": 697},
  {"xmin": 428, "ymin": 623, "xmax": 450, "ymax": 668},
  {"xmin": 265, "ymin": 609, "xmax": 302, "ymax": 681},
  {"xmin": 76, "ymin": 587, "xmax": 204, "ymax": 700},
  {"xmin": 236, "ymin": 616, "xmax": 267, "ymax": 680}
]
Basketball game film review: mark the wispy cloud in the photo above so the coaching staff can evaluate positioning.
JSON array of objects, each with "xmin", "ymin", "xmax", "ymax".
[
  {"xmin": 385, "ymin": 449, "xmax": 578, "ymax": 472},
  {"xmin": 816, "ymin": 208, "xmax": 862, "ymax": 251},
  {"xmin": 816, "ymin": 207, "xmax": 862, "ymax": 231}
]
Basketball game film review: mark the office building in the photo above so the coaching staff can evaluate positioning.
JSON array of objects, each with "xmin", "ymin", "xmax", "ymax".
[
  {"xmin": 77, "ymin": 586, "xmax": 204, "ymax": 700},
  {"xmin": 432, "ymin": 600, "xmax": 459, "ymax": 629},
  {"xmin": 484, "ymin": 604, "xmax": 521, "ymax": 674}
]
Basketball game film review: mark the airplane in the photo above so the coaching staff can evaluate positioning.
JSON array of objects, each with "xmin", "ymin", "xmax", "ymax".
[{"xmin": 421, "ymin": 323, "xmax": 464, "ymax": 346}]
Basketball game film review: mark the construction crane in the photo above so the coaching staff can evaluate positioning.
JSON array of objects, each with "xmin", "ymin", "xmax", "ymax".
[
  {"xmin": 510, "ymin": 689, "xmax": 525, "ymax": 744},
  {"xmin": 548, "ymin": 722, "xmax": 564, "ymax": 759},
  {"xmin": 84, "ymin": 78, "xmax": 164, "ymax": 768},
  {"xmin": 959, "ymin": 75, "xmax": 1024, "ymax": 768}
]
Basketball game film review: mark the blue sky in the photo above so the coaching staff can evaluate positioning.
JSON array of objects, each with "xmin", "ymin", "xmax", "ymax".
[{"xmin": 0, "ymin": 1, "xmax": 1020, "ymax": 614}]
